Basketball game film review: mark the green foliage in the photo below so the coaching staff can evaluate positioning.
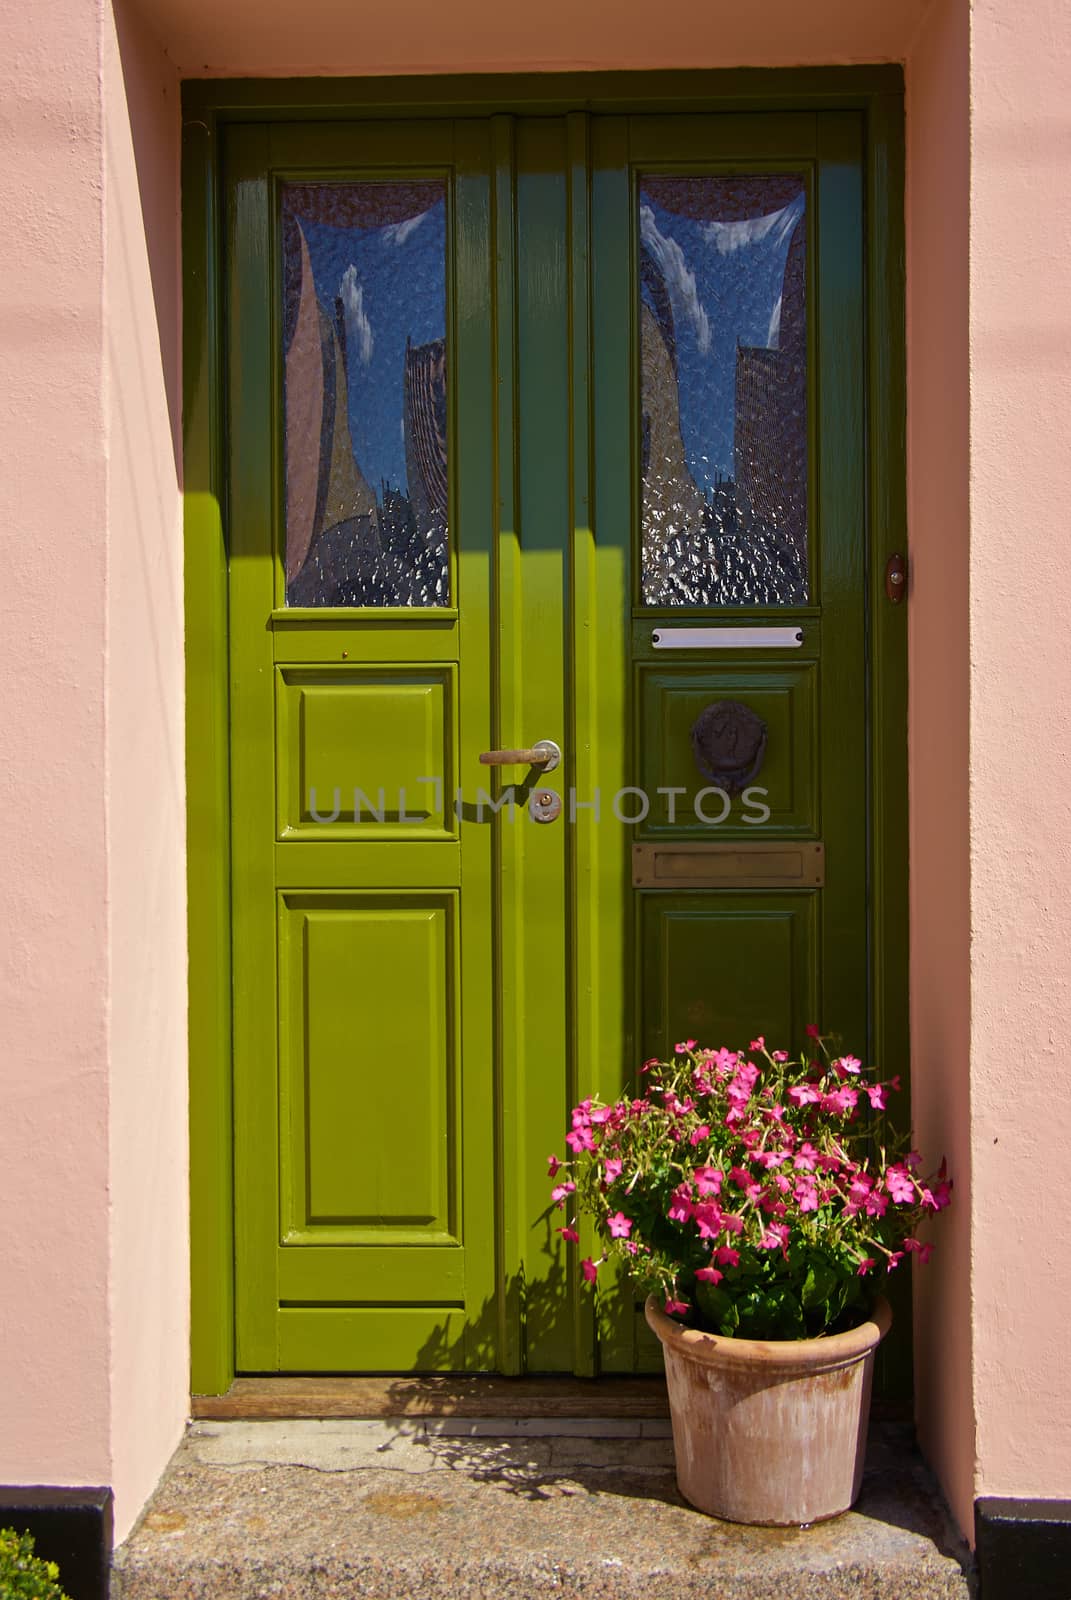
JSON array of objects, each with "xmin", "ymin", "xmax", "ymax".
[
  {"xmin": 551, "ymin": 1035, "xmax": 953, "ymax": 1340},
  {"xmin": 0, "ymin": 1529, "xmax": 72, "ymax": 1600}
]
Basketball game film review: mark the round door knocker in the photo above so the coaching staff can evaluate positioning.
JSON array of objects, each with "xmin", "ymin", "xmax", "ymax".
[{"xmin": 689, "ymin": 700, "xmax": 768, "ymax": 794}]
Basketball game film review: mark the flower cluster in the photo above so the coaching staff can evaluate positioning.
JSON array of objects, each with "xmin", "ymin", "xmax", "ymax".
[{"xmin": 549, "ymin": 1031, "xmax": 951, "ymax": 1339}]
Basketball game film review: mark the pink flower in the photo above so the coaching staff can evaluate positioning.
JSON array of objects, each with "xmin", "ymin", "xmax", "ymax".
[
  {"xmin": 551, "ymin": 1181, "xmax": 576, "ymax": 1205},
  {"xmin": 667, "ymin": 1184, "xmax": 694, "ymax": 1224},
  {"xmin": 720, "ymin": 1211, "xmax": 745, "ymax": 1235},
  {"xmin": 607, "ymin": 1211, "xmax": 633, "ymax": 1239},
  {"xmin": 793, "ymin": 1141, "xmax": 819, "ymax": 1172},
  {"xmin": 547, "ymin": 1154, "xmax": 563, "ymax": 1177},
  {"xmin": 772, "ymin": 1050, "xmax": 789, "ymax": 1063},
  {"xmin": 754, "ymin": 1148, "xmax": 789, "ymax": 1171},
  {"xmin": 558, "ymin": 1226, "xmax": 579, "ymax": 1243},
  {"xmin": 729, "ymin": 1062, "xmax": 760, "ymax": 1102},
  {"xmin": 693, "ymin": 1166, "xmax": 723, "ymax": 1196},
  {"xmin": 665, "ymin": 1298, "xmax": 689, "ymax": 1317},
  {"xmin": 794, "ymin": 1179, "xmax": 819, "ymax": 1213},
  {"xmin": 904, "ymin": 1237, "xmax": 934, "ymax": 1264},
  {"xmin": 689, "ymin": 1124, "xmax": 711, "ymax": 1147},
  {"xmin": 759, "ymin": 1223, "xmax": 790, "ymax": 1254},
  {"xmin": 805, "ymin": 1023, "xmax": 821, "ymax": 1039},
  {"xmin": 822, "ymin": 1086, "xmax": 859, "ymax": 1116},
  {"xmin": 695, "ymin": 1266, "xmax": 723, "ymax": 1284},
  {"xmin": 589, "ymin": 1105, "xmax": 614, "ymax": 1124},
  {"xmin": 856, "ymin": 1257, "xmax": 876, "ymax": 1276},
  {"xmin": 565, "ymin": 1126, "xmax": 596, "ymax": 1153},
  {"xmin": 788, "ymin": 1083, "xmax": 822, "ymax": 1107},
  {"xmin": 674, "ymin": 1039, "xmax": 698, "ymax": 1054},
  {"xmin": 712, "ymin": 1047, "xmax": 738, "ymax": 1079},
  {"xmin": 728, "ymin": 1165, "xmax": 751, "ymax": 1188},
  {"xmin": 866, "ymin": 1084, "xmax": 888, "ymax": 1110},
  {"xmin": 603, "ymin": 1157, "xmax": 623, "ymax": 1184},
  {"xmin": 834, "ymin": 1055, "xmax": 863, "ymax": 1076},
  {"xmin": 886, "ymin": 1164, "xmax": 915, "ymax": 1203},
  {"xmin": 694, "ymin": 1202, "xmax": 724, "ymax": 1239},
  {"xmin": 887, "ymin": 1251, "xmax": 904, "ymax": 1271},
  {"xmin": 865, "ymin": 1190, "xmax": 889, "ymax": 1218},
  {"xmin": 581, "ymin": 1257, "xmax": 599, "ymax": 1283},
  {"xmin": 749, "ymin": 1036, "xmax": 765, "ymax": 1052},
  {"xmin": 714, "ymin": 1245, "xmax": 740, "ymax": 1267}
]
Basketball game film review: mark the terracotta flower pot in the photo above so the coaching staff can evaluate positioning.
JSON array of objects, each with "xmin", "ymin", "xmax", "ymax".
[{"xmin": 645, "ymin": 1293, "xmax": 892, "ymax": 1526}]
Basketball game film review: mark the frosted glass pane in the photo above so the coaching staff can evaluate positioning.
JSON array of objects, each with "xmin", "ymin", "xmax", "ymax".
[
  {"xmin": 639, "ymin": 175, "xmax": 808, "ymax": 607},
  {"xmin": 282, "ymin": 182, "xmax": 449, "ymax": 607}
]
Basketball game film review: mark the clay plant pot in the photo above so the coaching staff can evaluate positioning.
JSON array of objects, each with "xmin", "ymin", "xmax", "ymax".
[{"xmin": 645, "ymin": 1293, "xmax": 892, "ymax": 1526}]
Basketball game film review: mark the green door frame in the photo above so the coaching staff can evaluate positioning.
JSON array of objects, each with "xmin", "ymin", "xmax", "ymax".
[{"xmin": 183, "ymin": 66, "xmax": 907, "ymax": 1397}]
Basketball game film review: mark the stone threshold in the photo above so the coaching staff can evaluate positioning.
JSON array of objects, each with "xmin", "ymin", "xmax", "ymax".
[
  {"xmin": 112, "ymin": 1418, "xmax": 975, "ymax": 1599},
  {"xmin": 192, "ymin": 1374, "xmax": 672, "ymax": 1420}
]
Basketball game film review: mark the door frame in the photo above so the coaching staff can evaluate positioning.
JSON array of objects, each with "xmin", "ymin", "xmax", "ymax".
[{"xmin": 183, "ymin": 66, "xmax": 907, "ymax": 1397}]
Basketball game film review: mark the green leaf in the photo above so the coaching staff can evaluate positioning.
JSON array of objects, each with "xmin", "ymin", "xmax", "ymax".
[{"xmin": 802, "ymin": 1260, "xmax": 837, "ymax": 1310}]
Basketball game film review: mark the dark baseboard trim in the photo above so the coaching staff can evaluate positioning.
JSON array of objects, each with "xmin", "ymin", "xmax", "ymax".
[
  {"xmin": 0, "ymin": 1487, "xmax": 112, "ymax": 1600},
  {"xmin": 976, "ymin": 1496, "xmax": 1071, "ymax": 1600}
]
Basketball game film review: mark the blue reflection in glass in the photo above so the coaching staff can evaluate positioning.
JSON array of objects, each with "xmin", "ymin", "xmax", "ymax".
[
  {"xmin": 283, "ymin": 183, "xmax": 449, "ymax": 607},
  {"xmin": 639, "ymin": 176, "xmax": 808, "ymax": 607}
]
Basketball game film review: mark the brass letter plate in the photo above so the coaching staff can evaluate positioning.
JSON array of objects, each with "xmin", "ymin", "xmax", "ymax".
[{"xmin": 632, "ymin": 841, "xmax": 825, "ymax": 889}]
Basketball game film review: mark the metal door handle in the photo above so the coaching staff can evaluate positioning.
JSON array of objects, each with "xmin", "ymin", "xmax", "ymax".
[{"xmin": 479, "ymin": 739, "xmax": 561, "ymax": 772}]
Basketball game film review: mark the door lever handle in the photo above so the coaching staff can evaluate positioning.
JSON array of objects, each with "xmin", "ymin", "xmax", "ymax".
[{"xmin": 479, "ymin": 738, "xmax": 561, "ymax": 772}]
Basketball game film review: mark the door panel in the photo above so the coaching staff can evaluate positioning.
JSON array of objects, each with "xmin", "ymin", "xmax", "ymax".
[
  {"xmin": 276, "ymin": 666, "xmax": 457, "ymax": 838},
  {"xmin": 225, "ymin": 107, "xmax": 870, "ymax": 1375},
  {"xmin": 278, "ymin": 893, "xmax": 459, "ymax": 1243},
  {"xmin": 635, "ymin": 659, "xmax": 819, "ymax": 836},
  {"xmin": 638, "ymin": 891, "xmax": 820, "ymax": 1060}
]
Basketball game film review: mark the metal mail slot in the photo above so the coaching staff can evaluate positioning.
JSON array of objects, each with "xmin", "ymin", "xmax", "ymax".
[
  {"xmin": 632, "ymin": 841, "xmax": 825, "ymax": 889},
  {"xmin": 651, "ymin": 626, "xmax": 804, "ymax": 650}
]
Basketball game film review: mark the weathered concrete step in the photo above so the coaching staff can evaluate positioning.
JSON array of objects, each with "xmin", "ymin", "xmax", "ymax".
[{"xmin": 111, "ymin": 1419, "xmax": 974, "ymax": 1600}]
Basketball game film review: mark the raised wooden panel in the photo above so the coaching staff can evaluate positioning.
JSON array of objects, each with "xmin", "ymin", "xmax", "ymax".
[
  {"xmin": 634, "ymin": 662, "xmax": 818, "ymax": 837},
  {"xmin": 278, "ymin": 892, "xmax": 459, "ymax": 1245},
  {"xmin": 638, "ymin": 890, "xmax": 819, "ymax": 1060},
  {"xmin": 276, "ymin": 666, "xmax": 456, "ymax": 840}
]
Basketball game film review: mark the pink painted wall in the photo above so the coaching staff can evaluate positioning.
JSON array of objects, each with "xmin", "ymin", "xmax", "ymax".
[
  {"xmin": 130, "ymin": 0, "xmax": 931, "ymax": 77},
  {"xmin": 969, "ymin": 0, "xmax": 1071, "ymax": 1501},
  {"xmin": 0, "ymin": 0, "xmax": 113, "ymax": 1492},
  {"xmin": 103, "ymin": 0, "xmax": 187, "ymax": 1543},
  {"xmin": 905, "ymin": 0, "xmax": 974, "ymax": 1540},
  {"xmin": 0, "ymin": 0, "xmax": 184, "ymax": 1545}
]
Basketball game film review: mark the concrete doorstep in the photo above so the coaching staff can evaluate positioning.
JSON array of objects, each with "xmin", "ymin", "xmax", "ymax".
[{"xmin": 111, "ymin": 1418, "xmax": 974, "ymax": 1600}]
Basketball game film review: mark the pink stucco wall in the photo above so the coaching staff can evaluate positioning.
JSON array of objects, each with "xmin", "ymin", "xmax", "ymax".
[
  {"xmin": 906, "ymin": 0, "xmax": 974, "ymax": 1539},
  {"xmin": 0, "ymin": 0, "xmax": 185, "ymax": 1545},
  {"xmin": 103, "ymin": 0, "xmax": 187, "ymax": 1542},
  {"xmin": 969, "ymin": 0, "xmax": 1071, "ymax": 1501},
  {"xmin": 0, "ymin": 0, "xmax": 113, "ymax": 1493},
  {"xmin": 130, "ymin": 0, "xmax": 931, "ymax": 77},
  {"xmin": 4, "ymin": 0, "xmax": 1071, "ymax": 1554}
]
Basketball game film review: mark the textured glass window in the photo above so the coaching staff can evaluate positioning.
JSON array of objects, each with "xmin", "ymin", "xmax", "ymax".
[
  {"xmin": 282, "ymin": 182, "xmax": 449, "ymax": 607},
  {"xmin": 639, "ymin": 176, "xmax": 808, "ymax": 607}
]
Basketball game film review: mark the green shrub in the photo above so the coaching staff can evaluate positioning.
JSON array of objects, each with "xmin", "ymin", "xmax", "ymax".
[{"xmin": 0, "ymin": 1528, "xmax": 73, "ymax": 1600}]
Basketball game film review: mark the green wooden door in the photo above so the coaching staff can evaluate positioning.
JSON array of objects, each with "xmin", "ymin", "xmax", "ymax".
[{"xmin": 225, "ymin": 109, "xmax": 869, "ymax": 1374}]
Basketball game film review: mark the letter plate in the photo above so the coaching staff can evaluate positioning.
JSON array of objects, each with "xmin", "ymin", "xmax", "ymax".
[{"xmin": 632, "ymin": 841, "xmax": 825, "ymax": 889}]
